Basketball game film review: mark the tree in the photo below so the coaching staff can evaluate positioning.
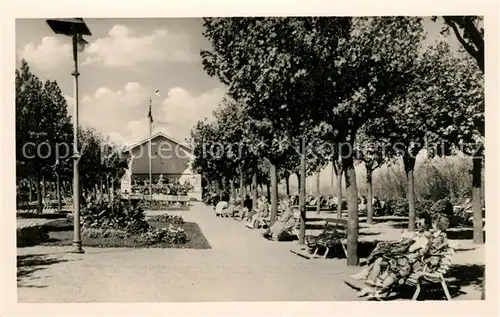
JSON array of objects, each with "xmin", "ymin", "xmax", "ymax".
[
  {"xmin": 201, "ymin": 17, "xmax": 425, "ymax": 266},
  {"xmin": 354, "ymin": 128, "xmax": 392, "ymax": 224},
  {"xmin": 16, "ymin": 60, "xmax": 72, "ymax": 212},
  {"xmin": 212, "ymin": 97, "xmax": 262, "ymax": 204},
  {"xmin": 201, "ymin": 17, "xmax": 350, "ymax": 243},
  {"xmin": 421, "ymin": 42, "xmax": 484, "ymax": 243},
  {"xmin": 432, "ymin": 16, "xmax": 484, "ymax": 72},
  {"xmin": 311, "ymin": 17, "xmax": 425, "ymax": 264},
  {"xmin": 101, "ymin": 138, "xmax": 130, "ymax": 200}
]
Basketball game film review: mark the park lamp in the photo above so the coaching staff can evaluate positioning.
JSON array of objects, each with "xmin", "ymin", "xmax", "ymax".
[
  {"xmin": 46, "ymin": 18, "xmax": 91, "ymax": 254},
  {"xmin": 46, "ymin": 18, "xmax": 91, "ymax": 55}
]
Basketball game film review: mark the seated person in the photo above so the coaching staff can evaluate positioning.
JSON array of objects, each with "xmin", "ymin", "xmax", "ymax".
[
  {"xmin": 261, "ymin": 198, "xmax": 296, "ymax": 240},
  {"xmin": 373, "ymin": 196, "xmax": 382, "ymax": 215},
  {"xmin": 358, "ymin": 196, "xmax": 367, "ymax": 213},
  {"xmin": 309, "ymin": 196, "xmax": 318, "ymax": 206},
  {"xmin": 246, "ymin": 196, "xmax": 269, "ymax": 228},
  {"xmin": 239, "ymin": 195, "xmax": 253, "ymax": 220},
  {"xmin": 319, "ymin": 195, "xmax": 328, "ymax": 208},
  {"xmin": 214, "ymin": 194, "xmax": 229, "ymax": 217},
  {"xmin": 351, "ymin": 212, "xmax": 450, "ymax": 298},
  {"xmin": 328, "ymin": 195, "xmax": 339, "ymax": 210},
  {"xmin": 224, "ymin": 197, "xmax": 237, "ymax": 218}
]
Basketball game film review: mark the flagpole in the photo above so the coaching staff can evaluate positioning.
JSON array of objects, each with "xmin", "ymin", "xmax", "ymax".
[{"xmin": 148, "ymin": 97, "xmax": 153, "ymax": 202}]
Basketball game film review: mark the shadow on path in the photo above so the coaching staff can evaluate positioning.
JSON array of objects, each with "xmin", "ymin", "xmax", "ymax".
[{"xmin": 17, "ymin": 253, "xmax": 72, "ymax": 288}]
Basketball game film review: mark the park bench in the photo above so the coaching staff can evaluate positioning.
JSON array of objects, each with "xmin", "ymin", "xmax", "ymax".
[
  {"xmin": 345, "ymin": 245, "xmax": 456, "ymax": 301},
  {"xmin": 290, "ymin": 218, "xmax": 348, "ymax": 259},
  {"xmin": 371, "ymin": 246, "xmax": 456, "ymax": 301}
]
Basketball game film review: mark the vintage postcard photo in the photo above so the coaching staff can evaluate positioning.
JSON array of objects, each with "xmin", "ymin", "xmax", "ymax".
[{"xmin": 1, "ymin": 0, "xmax": 498, "ymax": 316}]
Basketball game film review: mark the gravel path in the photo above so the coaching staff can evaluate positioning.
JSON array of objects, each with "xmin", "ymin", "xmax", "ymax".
[{"xmin": 17, "ymin": 203, "xmax": 483, "ymax": 302}]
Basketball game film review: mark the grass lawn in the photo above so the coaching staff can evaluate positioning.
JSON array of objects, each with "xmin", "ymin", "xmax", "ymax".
[{"xmin": 40, "ymin": 218, "xmax": 211, "ymax": 249}]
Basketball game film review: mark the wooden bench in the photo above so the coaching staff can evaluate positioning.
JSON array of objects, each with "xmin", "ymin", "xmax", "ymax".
[{"xmin": 290, "ymin": 218, "xmax": 349, "ymax": 259}]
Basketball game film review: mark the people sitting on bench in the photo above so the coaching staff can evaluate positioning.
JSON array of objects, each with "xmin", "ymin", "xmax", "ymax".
[
  {"xmin": 350, "ymin": 212, "xmax": 450, "ymax": 299},
  {"xmin": 358, "ymin": 196, "xmax": 367, "ymax": 214},
  {"xmin": 215, "ymin": 194, "xmax": 229, "ymax": 217},
  {"xmin": 261, "ymin": 197, "xmax": 296, "ymax": 241},
  {"xmin": 246, "ymin": 196, "xmax": 269, "ymax": 228},
  {"xmin": 238, "ymin": 195, "xmax": 253, "ymax": 220},
  {"xmin": 224, "ymin": 197, "xmax": 237, "ymax": 218}
]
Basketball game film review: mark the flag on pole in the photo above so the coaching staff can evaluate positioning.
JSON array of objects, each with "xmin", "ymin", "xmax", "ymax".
[
  {"xmin": 148, "ymin": 98, "xmax": 154, "ymax": 123},
  {"xmin": 155, "ymin": 89, "xmax": 160, "ymax": 96}
]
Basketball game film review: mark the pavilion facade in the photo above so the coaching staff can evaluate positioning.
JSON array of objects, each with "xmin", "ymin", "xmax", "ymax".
[{"xmin": 120, "ymin": 132, "xmax": 202, "ymax": 200}]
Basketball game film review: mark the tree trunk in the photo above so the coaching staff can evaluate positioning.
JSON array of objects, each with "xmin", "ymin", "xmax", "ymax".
[
  {"xmin": 36, "ymin": 173, "xmax": 42, "ymax": 213},
  {"xmin": 366, "ymin": 167, "xmax": 374, "ymax": 224},
  {"xmin": 331, "ymin": 163, "xmax": 335, "ymax": 195},
  {"xmin": 472, "ymin": 154, "xmax": 484, "ymax": 244},
  {"xmin": 285, "ymin": 175, "xmax": 290, "ymax": 196},
  {"xmin": 106, "ymin": 176, "xmax": 110, "ymax": 198},
  {"xmin": 266, "ymin": 182, "xmax": 271, "ymax": 202},
  {"xmin": 56, "ymin": 172, "xmax": 61, "ymax": 213},
  {"xmin": 270, "ymin": 162, "xmax": 278, "ymax": 221},
  {"xmin": 299, "ymin": 137, "xmax": 307, "ymax": 244},
  {"xmin": 239, "ymin": 166, "xmax": 245, "ymax": 207},
  {"xmin": 111, "ymin": 180, "xmax": 115, "ymax": 201},
  {"xmin": 296, "ymin": 172, "xmax": 300, "ymax": 195},
  {"xmin": 28, "ymin": 178, "xmax": 33, "ymax": 202},
  {"xmin": 221, "ymin": 177, "xmax": 227, "ymax": 196},
  {"xmin": 230, "ymin": 179, "xmax": 236, "ymax": 200},
  {"xmin": 42, "ymin": 175, "xmax": 47, "ymax": 211},
  {"xmin": 252, "ymin": 172, "xmax": 258, "ymax": 205},
  {"xmin": 215, "ymin": 179, "xmax": 221, "ymax": 196},
  {"xmin": 334, "ymin": 161, "xmax": 343, "ymax": 220},
  {"xmin": 404, "ymin": 157, "xmax": 417, "ymax": 232},
  {"xmin": 343, "ymin": 154, "xmax": 359, "ymax": 266},
  {"xmin": 316, "ymin": 171, "xmax": 321, "ymax": 215}
]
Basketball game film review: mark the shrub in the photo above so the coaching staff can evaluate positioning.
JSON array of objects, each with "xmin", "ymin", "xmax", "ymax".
[
  {"xmin": 371, "ymin": 156, "xmax": 484, "ymax": 205},
  {"xmin": 149, "ymin": 214, "xmax": 184, "ymax": 224},
  {"xmin": 17, "ymin": 225, "xmax": 49, "ymax": 247},
  {"xmin": 82, "ymin": 227, "xmax": 130, "ymax": 239},
  {"xmin": 429, "ymin": 198, "xmax": 454, "ymax": 220},
  {"xmin": 383, "ymin": 198, "xmax": 435, "ymax": 217},
  {"xmin": 138, "ymin": 200, "xmax": 170, "ymax": 210},
  {"xmin": 383, "ymin": 198, "xmax": 408, "ymax": 216},
  {"xmin": 137, "ymin": 225, "xmax": 188, "ymax": 245},
  {"xmin": 81, "ymin": 197, "xmax": 149, "ymax": 234},
  {"xmin": 415, "ymin": 200, "xmax": 435, "ymax": 216}
]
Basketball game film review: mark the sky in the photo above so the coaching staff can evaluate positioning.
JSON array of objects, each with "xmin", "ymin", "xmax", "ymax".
[
  {"xmin": 16, "ymin": 18, "xmax": 226, "ymax": 146},
  {"xmin": 15, "ymin": 17, "xmax": 463, "ymax": 148}
]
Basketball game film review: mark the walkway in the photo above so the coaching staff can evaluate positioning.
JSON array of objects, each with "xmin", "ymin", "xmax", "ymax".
[
  {"xmin": 17, "ymin": 203, "xmax": 363, "ymax": 302},
  {"xmin": 17, "ymin": 203, "xmax": 483, "ymax": 302}
]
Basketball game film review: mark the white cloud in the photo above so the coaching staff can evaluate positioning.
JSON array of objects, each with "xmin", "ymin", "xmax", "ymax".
[
  {"xmin": 156, "ymin": 87, "xmax": 225, "ymax": 142},
  {"xmin": 75, "ymin": 83, "xmax": 224, "ymax": 146},
  {"xmin": 82, "ymin": 25, "xmax": 198, "ymax": 67},
  {"xmin": 18, "ymin": 36, "xmax": 72, "ymax": 70},
  {"xmin": 19, "ymin": 24, "xmax": 198, "ymax": 71}
]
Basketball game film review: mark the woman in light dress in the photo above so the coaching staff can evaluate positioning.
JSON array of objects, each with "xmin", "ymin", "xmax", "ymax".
[{"xmin": 261, "ymin": 197, "xmax": 296, "ymax": 240}]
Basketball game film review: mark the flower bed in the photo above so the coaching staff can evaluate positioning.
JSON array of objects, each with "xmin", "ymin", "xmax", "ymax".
[
  {"xmin": 27, "ymin": 198, "xmax": 208, "ymax": 249},
  {"xmin": 137, "ymin": 224, "xmax": 188, "ymax": 245},
  {"xmin": 148, "ymin": 214, "xmax": 184, "ymax": 224},
  {"xmin": 41, "ymin": 220, "xmax": 210, "ymax": 249},
  {"xmin": 78, "ymin": 197, "xmax": 189, "ymax": 245}
]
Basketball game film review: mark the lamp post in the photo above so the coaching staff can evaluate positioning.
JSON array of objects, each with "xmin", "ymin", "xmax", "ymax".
[{"xmin": 46, "ymin": 18, "xmax": 92, "ymax": 254}]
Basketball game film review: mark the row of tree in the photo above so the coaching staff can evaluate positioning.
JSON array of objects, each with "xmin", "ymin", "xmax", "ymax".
[
  {"xmin": 16, "ymin": 60, "xmax": 129, "ymax": 212},
  {"xmin": 190, "ymin": 17, "xmax": 484, "ymax": 266}
]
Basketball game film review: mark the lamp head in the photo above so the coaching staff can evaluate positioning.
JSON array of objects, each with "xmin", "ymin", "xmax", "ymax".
[
  {"xmin": 46, "ymin": 18, "xmax": 92, "ymax": 36},
  {"xmin": 76, "ymin": 34, "xmax": 89, "ymax": 53}
]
